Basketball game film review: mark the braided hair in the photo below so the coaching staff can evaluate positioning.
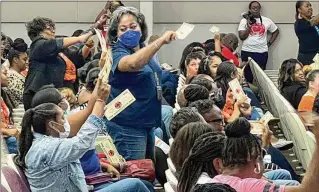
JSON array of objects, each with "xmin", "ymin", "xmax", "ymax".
[
  {"xmin": 222, "ymin": 117, "xmax": 262, "ymax": 169},
  {"xmin": 190, "ymin": 77, "xmax": 213, "ymax": 92},
  {"xmin": 178, "ymin": 132, "xmax": 226, "ymax": 192},
  {"xmin": 170, "ymin": 107, "xmax": 203, "ymax": 138},
  {"xmin": 184, "ymin": 84, "xmax": 209, "ymax": 106},
  {"xmin": 193, "ymin": 183, "xmax": 237, "ymax": 192},
  {"xmin": 278, "ymin": 58, "xmax": 303, "ymax": 92},
  {"xmin": 14, "ymin": 103, "xmax": 58, "ymax": 169},
  {"xmin": 198, "ymin": 52, "xmax": 226, "ymax": 78},
  {"xmin": 214, "ymin": 61, "xmax": 237, "ymax": 100},
  {"xmin": 169, "ymin": 122, "xmax": 215, "ymax": 174}
]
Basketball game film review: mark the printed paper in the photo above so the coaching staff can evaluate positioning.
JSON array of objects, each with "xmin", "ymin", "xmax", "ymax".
[
  {"xmin": 260, "ymin": 111, "xmax": 274, "ymax": 125},
  {"xmin": 95, "ymin": 135, "xmax": 125, "ymax": 164},
  {"xmin": 176, "ymin": 22, "xmax": 195, "ymax": 40},
  {"xmin": 155, "ymin": 136, "xmax": 170, "ymax": 155},
  {"xmin": 104, "ymin": 89, "xmax": 136, "ymax": 120},
  {"xmin": 94, "ymin": 29, "xmax": 107, "ymax": 52},
  {"xmin": 228, "ymin": 78, "xmax": 249, "ymax": 104},
  {"xmin": 249, "ymin": 121, "xmax": 264, "ymax": 135},
  {"xmin": 209, "ymin": 25, "xmax": 220, "ymax": 34}
]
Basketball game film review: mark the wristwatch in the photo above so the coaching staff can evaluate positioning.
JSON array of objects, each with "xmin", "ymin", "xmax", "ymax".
[{"xmin": 84, "ymin": 28, "xmax": 96, "ymax": 35}]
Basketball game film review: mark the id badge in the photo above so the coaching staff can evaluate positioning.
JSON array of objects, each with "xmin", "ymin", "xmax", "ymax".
[{"xmin": 157, "ymin": 86, "xmax": 162, "ymax": 101}]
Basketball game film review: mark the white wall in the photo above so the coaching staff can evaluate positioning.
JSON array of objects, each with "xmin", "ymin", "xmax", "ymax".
[
  {"xmin": 154, "ymin": 23, "xmax": 299, "ymax": 70},
  {"xmin": 1, "ymin": 0, "xmax": 314, "ymax": 69}
]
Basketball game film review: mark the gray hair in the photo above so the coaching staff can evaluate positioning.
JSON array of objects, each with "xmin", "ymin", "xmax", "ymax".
[{"xmin": 108, "ymin": 6, "xmax": 148, "ymax": 44}]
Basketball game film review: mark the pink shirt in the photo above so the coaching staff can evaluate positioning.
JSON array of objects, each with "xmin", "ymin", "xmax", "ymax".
[{"xmin": 198, "ymin": 173, "xmax": 285, "ymax": 192}]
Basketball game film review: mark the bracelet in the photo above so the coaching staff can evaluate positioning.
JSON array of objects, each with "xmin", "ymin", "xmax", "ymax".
[{"xmin": 84, "ymin": 28, "xmax": 96, "ymax": 35}]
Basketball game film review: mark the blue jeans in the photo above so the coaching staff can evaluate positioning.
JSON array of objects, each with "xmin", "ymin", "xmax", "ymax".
[
  {"xmin": 243, "ymin": 87, "xmax": 261, "ymax": 108},
  {"xmin": 154, "ymin": 128, "xmax": 163, "ymax": 140},
  {"xmin": 267, "ymin": 146, "xmax": 300, "ymax": 182},
  {"xmin": 161, "ymin": 105, "xmax": 173, "ymax": 139},
  {"xmin": 94, "ymin": 178, "xmax": 152, "ymax": 192},
  {"xmin": 105, "ymin": 121, "xmax": 155, "ymax": 161},
  {"xmin": 4, "ymin": 136, "xmax": 18, "ymax": 154},
  {"xmin": 264, "ymin": 169, "xmax": 300, "ymax": 186}
]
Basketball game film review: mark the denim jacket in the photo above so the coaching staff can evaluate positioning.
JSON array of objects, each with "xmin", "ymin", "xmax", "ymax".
[{"xmin": 25, "ymin": 115, "xmax": 103, "ymax": 192}]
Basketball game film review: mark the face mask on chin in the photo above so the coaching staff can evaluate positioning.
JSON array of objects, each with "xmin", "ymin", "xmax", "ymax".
[
  {"xmin": 64, "ymin": 100, "xmax": 71, "ymax": 119},
  {"xmin": 49, "ymin": 119, "xmax": 71, "ymax": 139},
  {"xmin": 119, "ymin": 30, "xmax": 142, "ymax": 48}
]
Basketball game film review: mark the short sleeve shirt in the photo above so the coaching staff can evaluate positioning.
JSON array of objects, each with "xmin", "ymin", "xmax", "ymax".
[
  {"xmin": 198, "ymin": 173, "xmax": 285, "ymax": 192},
  {"xmin": 238, "ymin": 16, "xmax": 278, "ymax": 53},
  {"xmin": 106, "ymin": 41, "xmax": 162, "ymax": 128}
]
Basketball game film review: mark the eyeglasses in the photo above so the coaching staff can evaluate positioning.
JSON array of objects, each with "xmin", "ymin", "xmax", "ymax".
[{"xmin": 45, "ymin": 26, "xmax": 56, "ymax": 33}]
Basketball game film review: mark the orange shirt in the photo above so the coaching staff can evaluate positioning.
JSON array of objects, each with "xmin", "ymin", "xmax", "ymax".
[
  {"xmin": 1, "ymin": 98, "xmax": 11, "ymax": 129},
  {"xmin": 298, "ymin": 95, "xmax": 315, "ymax": 112}
]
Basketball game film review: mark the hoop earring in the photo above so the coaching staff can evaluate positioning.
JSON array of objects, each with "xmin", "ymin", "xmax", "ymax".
[{"xmin": 254, "ymin": 162, "xmax": 261, "ymax": 174}]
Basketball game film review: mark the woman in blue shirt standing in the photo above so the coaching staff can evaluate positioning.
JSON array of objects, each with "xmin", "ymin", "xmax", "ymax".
[
  {"xmin": 106, "ymin": 6, "xmax": 176, "ymax": 160},
  {"xmin": 295, "ymin": 1, "xmax": 319, "ymax": 65}
]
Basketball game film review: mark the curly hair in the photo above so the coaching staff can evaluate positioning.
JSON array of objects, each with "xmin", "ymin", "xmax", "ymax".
[
  {"xmin": 26, "ymin": 17, "xmax": 55, "ymax": 40},
  {"xmin": 7, "ymin": 38, "xmax": 28, "ymax": 64},
  {"xmin": 108, "ymin": 6, "xmax": 148, "ymax": 44}
]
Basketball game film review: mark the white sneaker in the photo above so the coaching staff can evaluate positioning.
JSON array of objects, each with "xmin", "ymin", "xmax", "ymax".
[{"xmin": 272, "ymin": 139, "xmax": 293, "ymax": 150}]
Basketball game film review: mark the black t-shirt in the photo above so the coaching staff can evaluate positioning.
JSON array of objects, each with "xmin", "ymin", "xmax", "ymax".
[{"xmin": 294, "ymin": 19, "xmax": 319, "ymax": 53}]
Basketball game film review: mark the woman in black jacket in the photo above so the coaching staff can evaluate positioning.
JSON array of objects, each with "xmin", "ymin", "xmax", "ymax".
[
  {"xmin": 278, "ymin": 58, "xmax": 307, "ymax": 109},
  {"xmin": 23, "ymin": 16, "xmax": 106, "ymax": 110}
]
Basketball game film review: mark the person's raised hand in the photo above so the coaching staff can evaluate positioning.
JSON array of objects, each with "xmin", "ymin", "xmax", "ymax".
[
  {"xmin": 237, "ymin": 96, "xmax": 252, "ymax": 118},
  {"xmin": 86, "ymin": 37, "xmax": 95, "ymax": 48},
  {"xmin": 96, "ymin": 78, "xmax": 111, "ymax": 101},
  {"xmin": 160, "ymin": 31, "xmax": 177, "ymax": 45},
  {"xmin": 214, "ymin": 32, "xmax": 221, "ymax": 42},
  {"xmin": 99, "ymin": 14, "xmax": 109, "ymax": 24},
  {"xmin": 104, "ymin": 0, "xmax": 112, "ymax": 10},
  {"xmin": 259, "ymin": 120, "xmax": 273, "ymax": 148}
]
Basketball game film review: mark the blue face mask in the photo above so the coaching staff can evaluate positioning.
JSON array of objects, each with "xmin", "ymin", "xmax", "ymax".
[{"xmin": 119, "ymin": 30, "xmax": 142, "ymax": 48}]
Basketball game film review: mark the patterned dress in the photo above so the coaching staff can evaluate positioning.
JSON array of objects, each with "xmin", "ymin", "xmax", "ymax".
[{"xmin": 7, "ymin": 69, "xmax": 25, "ymax": 108}]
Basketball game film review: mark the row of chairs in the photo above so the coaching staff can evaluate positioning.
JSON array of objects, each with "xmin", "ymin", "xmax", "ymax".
[
  {"xmin": 1, "ymin": 154, "xmax": 31, "ymax": 192},
  {"xmin": 249, "ymin": 58, "xmax": 316, "ymax": 170}
]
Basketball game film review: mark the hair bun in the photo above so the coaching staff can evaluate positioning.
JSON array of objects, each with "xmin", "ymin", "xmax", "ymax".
[
  {"xmin": 12, "ymin": 38, "xmax": 27, "ymax": 52},
  {"xmin": 225, "ymin": 117, "xmax": 251, "ymax": 138}
]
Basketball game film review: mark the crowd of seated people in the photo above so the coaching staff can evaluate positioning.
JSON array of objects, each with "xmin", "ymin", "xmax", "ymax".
[{"xmin": 2, "ymin": 1, "xmax": 319, "ymax": 192}]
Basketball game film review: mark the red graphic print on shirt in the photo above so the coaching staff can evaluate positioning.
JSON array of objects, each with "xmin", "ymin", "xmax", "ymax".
[{"xmin": 250, "ymin": 23, "xmax": 265, "ymax": 36}]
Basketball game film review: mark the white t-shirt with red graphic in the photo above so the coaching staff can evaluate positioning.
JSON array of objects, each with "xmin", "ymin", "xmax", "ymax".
[{"xmin": 238, "ymin": 16, "xmax": 278, "ymax": 53}]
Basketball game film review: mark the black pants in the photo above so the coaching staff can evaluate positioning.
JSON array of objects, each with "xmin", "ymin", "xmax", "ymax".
[
  {"xmin": 155, "ymin": 147, "xmax": 168, "ymax": 186},
  {"xmin": 297, "ymin": 52, "xmax": 317, "ymax": 65},
  {"xmin": 241, "ymin": 51, "xmax": 268, "ymax": 83},
  {"xmin": 23, "ymin": 92, "xmax": 35, "ymax": 111}
]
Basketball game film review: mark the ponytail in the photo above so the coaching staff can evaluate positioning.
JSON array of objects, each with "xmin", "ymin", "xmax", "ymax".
[
  {"xmin": 14, "ymin": 109, "xmax": 35, "ymax": 169},
  {"xmin": 295, "ymin": 1, "xmax": 304, "ymax": 20},
  {"xmin": 14, "ymin": 103, "xmax": 57, "ymax": 169}
]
